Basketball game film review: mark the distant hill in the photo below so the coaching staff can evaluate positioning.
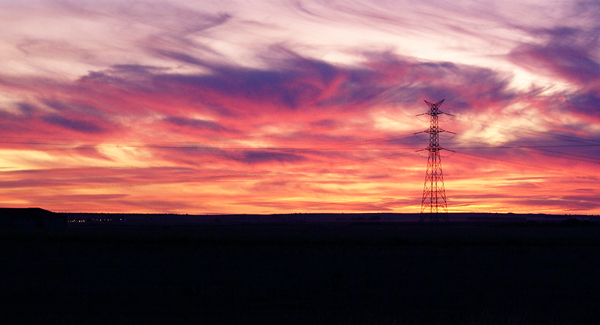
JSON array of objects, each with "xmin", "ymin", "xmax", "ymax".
[{"xmin": 0, "ymin": 208, "xmax": 66, "ymax": 228}]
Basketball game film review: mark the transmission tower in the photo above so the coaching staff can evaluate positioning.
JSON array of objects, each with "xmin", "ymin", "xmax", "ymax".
[{"xmin": 418, "ymin": 99, "xmax": 452, "ymax": 224}]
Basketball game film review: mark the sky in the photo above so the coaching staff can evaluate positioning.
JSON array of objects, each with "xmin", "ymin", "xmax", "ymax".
[{"xmin": 0, "ymin": 0, "xmax": 599, "ymax": 215}]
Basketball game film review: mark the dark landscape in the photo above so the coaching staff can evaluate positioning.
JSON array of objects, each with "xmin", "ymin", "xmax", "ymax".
[{"xmin": 2, "ymin": 210, "xmax": 600, "ymax": 324}]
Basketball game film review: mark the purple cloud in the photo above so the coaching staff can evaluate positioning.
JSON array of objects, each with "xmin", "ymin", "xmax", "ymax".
[
  {"xmin": 509, "ymin": 25, "xmax": 600, "ymax": 85},
  {"xmin": 42, "ymin": 115, "xmax": 106, "ymax": 134},
  {"xmin": 234, "ymin": 150, "xmax": 306, "ymax": 164}
]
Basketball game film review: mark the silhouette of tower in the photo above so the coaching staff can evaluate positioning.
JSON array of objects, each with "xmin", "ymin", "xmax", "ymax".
[{"xmin": 418, "ymin": 99, "xmax": 451, "ymax": 223}]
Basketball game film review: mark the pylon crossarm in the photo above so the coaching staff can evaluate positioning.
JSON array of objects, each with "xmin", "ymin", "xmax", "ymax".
[{"xmin": 423, "ymin": 129, "xmax": 447, "ymax": 134}]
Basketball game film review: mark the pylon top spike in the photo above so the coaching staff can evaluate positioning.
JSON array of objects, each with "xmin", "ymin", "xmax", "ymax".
[{"xmin": 424, "ymin": 99, "xmax": 445, "ymax": 109}]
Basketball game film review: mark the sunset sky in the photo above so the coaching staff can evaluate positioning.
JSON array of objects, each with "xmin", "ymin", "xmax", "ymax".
[{"xmin": 1, "ymin": 0, "xmax": 599, "ymax": 214}]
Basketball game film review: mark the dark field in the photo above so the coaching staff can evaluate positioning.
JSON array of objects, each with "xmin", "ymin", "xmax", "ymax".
[{"xmin": 2, "ymin": 223, "xmax": 600, "ymax": 324}]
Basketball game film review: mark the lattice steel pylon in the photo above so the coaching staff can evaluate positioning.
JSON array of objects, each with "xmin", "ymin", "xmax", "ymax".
[{"xmin": 418, "ymin": 99, "xmax": 452, "ymax": 224}]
